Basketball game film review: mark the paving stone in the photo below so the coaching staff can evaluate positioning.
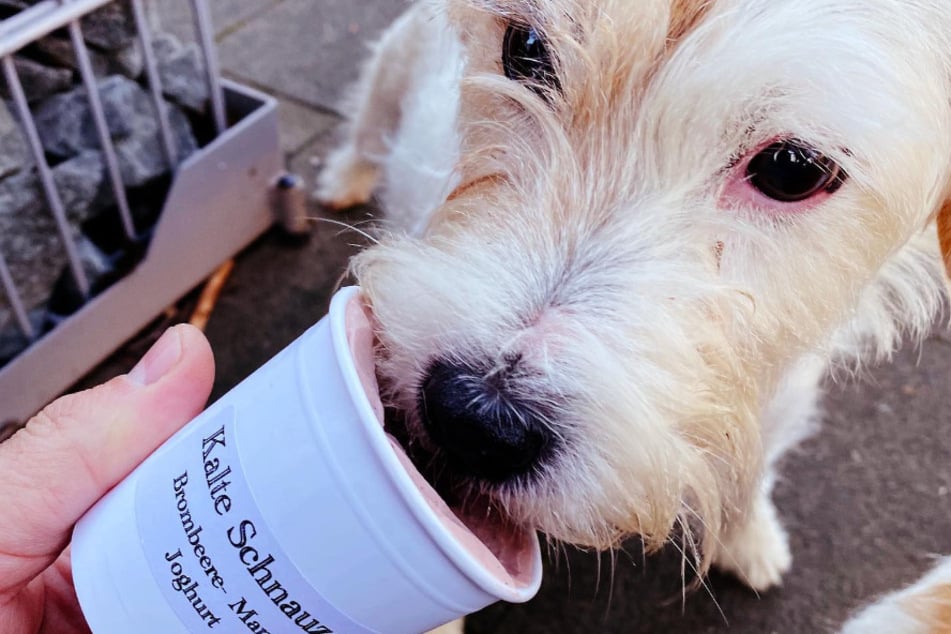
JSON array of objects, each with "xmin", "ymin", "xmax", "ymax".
[
  {"xmin": 218, "ymin": 0, "xmax": 406, "ymax": 111},
  {"xmin": 143, "ymin": 0, "xmax": 193, "ymax": 43},
  {"xmin": 277, "ymin": 99, "xmax": 338, "ymax": 156},
  {"xmin": 211, "ymin": 0, "xmax": 277, "ymax": 37},
  {"xmin": 290, "ymin": 121, "xmax": 348, "ymax": 202},
  {"xmin": 147, "ymin": 0, "xmax": 273, "ymax": 44}
]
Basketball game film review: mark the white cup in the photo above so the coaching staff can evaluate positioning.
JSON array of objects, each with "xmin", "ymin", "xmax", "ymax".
[{"xmin": 72, "ymin": 286, "xmax": 542, "ymax": 634}]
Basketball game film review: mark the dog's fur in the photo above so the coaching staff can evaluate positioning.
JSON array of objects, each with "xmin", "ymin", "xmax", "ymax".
[
  {"xmin": 842, "ymin": 557, "xmax": 951, "ymax": 634},
  {"xmin": 317, "ymin": 0, "xmax": 951, "ymax": 630}
]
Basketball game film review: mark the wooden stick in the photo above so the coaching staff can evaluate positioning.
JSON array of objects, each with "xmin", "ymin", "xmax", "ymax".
[{"xmin": 189, "ymin": 259, "xmax": 235, "ymax": 331}]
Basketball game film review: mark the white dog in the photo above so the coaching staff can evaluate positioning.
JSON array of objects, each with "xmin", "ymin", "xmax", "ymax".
[{"xmin": 316, "ymin": 0, "xmax": 951, "ymax": 630}]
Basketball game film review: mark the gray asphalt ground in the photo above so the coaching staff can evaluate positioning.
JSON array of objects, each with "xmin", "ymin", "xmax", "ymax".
[{"xmin": 83, "ymin": 1, "xmax": 951, "ymax": 632}]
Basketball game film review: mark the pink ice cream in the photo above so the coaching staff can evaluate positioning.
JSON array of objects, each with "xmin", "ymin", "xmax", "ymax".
[{"xmin": 345, "ymin": 297, "xmax": 537, "ymax": 590}]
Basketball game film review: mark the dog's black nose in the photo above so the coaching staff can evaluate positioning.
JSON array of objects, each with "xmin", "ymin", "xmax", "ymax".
[{"xmin": 419, "ymin": 359, "xmax": 551, "ymax": 482}]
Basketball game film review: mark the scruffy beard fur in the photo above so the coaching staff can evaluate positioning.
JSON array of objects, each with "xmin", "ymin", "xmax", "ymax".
[{"xmin": 316, "ymin": 0, "xmax": 951, "ymax": 624}]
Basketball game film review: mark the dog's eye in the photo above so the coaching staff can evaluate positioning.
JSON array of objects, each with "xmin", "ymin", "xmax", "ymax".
[
  {"xmin": 502, "ymin": 24, "xmax": 559, "ymax": 92},
  {"xmin": 746, "ymin": 140, "xmax": 845, "ymax": 202}
]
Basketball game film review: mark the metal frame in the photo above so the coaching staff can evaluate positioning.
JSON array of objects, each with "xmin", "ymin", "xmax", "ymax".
[
  {"xmin": 0, "ymin": 1, "xmax": 284, "ymax": 422},
  {"xmin": 0, "ymin": 81, "xmax": 281, "ymax": 424}
]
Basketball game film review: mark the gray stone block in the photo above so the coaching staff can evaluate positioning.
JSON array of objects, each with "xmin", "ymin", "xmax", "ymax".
[
  {"xmin": 113, "ymin": 101, "xmax": 197, "ymax": 188},
  {"xmin": 109, "ymin": 42, "xmax": 144, "ymax": 79},
  {"xmin": 0, "ymin": 0, "xmax": 26, "ymax": 16},
  {"xmin": 32, "ymin": 35, "xmax": 144, "ymax": 80},
  {"xmin": 0, "ymin": 150, "xmax": 105, "ymax": 228},
  {"xmin": 153, "ymin": 32, "xmax": 208, "ymax": 112},
  {"xmin": 54, "ymin": 150, "xmax": 108, "ymax": 220},
  {"xmin": 34, "ymin": 75, "xmax": 137, "ymax": 158},
  {"xmin": 32, "ymin": 36, "xmax": 108, "ymax": 77},
  {"xmin": 80, "ymin": 1, "xmax": 138, "ymax": 52},
  {"xmin": 0, "ymin": 101, "xmax": 31, "ymax": 180},
  {"xmin": 0, "ymin": 196, "xmax": 78, "ymax": 309},
  {"xmin": 33, "ymin": 74, "xmax": 197, "ymax": 184},
  {"xmin": 19, "ymin": 0, "xmax": 137, "ymax": 52},
  {"xmin": 0, "ymin": 152, "xmax": 105, "ymax": 315},
  {"xmin": 0, "ymin": 56, "xmax": 74, "ymax": 103}
]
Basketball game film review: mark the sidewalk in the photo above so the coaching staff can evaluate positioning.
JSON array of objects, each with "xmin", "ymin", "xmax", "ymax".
[{"xmin": 93, "ymin": 2, "xmax": 951, "ymax": 632}]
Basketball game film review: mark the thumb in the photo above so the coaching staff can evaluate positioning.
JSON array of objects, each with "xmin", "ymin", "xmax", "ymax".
[{"xmin": 0, "ymin": 324, "xmax": 214, "ymax": 592}]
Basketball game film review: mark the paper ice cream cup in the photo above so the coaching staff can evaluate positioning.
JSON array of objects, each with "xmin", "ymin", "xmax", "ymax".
[{"xmin": 71, "ymin": 286, "xmax": 542, "ymax": 634}]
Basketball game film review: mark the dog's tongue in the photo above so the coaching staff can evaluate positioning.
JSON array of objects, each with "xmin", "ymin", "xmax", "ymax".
[{"xmin": 345, "ymin": 298, "xmax": 536, "ymax": 588}]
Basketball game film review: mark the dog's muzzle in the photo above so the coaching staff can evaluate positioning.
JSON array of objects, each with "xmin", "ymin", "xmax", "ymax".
[{"xmin": 418, "ymin": 358, "xmax": 555, "ymax": 482}]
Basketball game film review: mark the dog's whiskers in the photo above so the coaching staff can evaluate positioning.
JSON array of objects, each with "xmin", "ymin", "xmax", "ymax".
[
  {"xmin": 321, "ymin": 0, "xmax": 951, "ymax": 626},
  {"xmin": 307, "ymin": 216, "xmax": 382, "ymax": 245}
]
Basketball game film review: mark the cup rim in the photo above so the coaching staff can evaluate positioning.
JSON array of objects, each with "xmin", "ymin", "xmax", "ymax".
[{"xmin": 327, "ymin": 286, "xmax": 543, "ymax": 603}]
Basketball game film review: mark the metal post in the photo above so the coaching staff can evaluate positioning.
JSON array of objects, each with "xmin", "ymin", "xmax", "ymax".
[
  {"xmin": 273, "ymin": 174, "xmax": 311, "ymax": 236},
  {"xmin": 2, "ymin": 55, "xmax": 90, "ymax": 298},
  {"xmin": 130, "ymin": 0, "xmax": 178, "ymax": 168},
  {"xmin": 190, "ymin": 0, "xmax": 227, "ymax": 135},
  {"xmin": 0, "ymin": 250, "xmax": 35, "ymax": 340},
  {"xmin": 68, "ymin": 20, "xmax": 137, "ymax": 240}
]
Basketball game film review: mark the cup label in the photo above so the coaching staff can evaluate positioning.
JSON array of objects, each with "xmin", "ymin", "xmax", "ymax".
[{"xmin": 136, "ymin": 405, "xmax": 376, "ymax": 633}]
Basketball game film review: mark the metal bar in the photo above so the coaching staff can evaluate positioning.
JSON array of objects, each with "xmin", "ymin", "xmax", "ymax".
[
  {"xmin": 130, "ymin": 0, "xmax": 177, "ymax": 168},
  {"xmin": 2, "ymin": 55, "xmax": 90, "ymax": 297},
  {"xmin": 0, "ymin": 79, "xmax": 279, "ymax": 424},
  {"xmin": 190, "ymin": 0, "xmax": 227, "ymax": 135},
  {"xmin": 0, "ymin": 250, "xmax": 35, "ymax": 341},
  {"xmin": 0, "ymin": 0, "xmax": 115, "ymax": 58},
  {"xmin": 68, "ymin": 21, "xmax": 137, "ymax": 240}
]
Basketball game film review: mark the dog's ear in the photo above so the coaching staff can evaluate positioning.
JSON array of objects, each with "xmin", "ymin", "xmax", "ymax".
[{"xmin": 940, "ymin": 201, "xmax": 951, "ymax": 278}]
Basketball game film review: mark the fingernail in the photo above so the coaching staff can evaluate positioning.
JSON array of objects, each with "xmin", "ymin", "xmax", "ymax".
[{"xmin": 128, "ymin": 327, "xmax": 183, "ymax": 386}]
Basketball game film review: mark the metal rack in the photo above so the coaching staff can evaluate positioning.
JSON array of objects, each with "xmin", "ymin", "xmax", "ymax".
[{"xmin": 0, "ymin": 0, "xmax": 293, "ymax": 423}]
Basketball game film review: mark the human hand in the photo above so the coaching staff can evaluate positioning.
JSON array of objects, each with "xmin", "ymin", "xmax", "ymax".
[{"xmin": 0, "ymin": 325, "xmax": 215, "ymax": 633}]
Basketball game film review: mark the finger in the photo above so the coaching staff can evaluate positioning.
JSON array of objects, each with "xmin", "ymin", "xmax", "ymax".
[{"xmin": 0, "ymin": 324, "xmax": 215, "ymax": 594}]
